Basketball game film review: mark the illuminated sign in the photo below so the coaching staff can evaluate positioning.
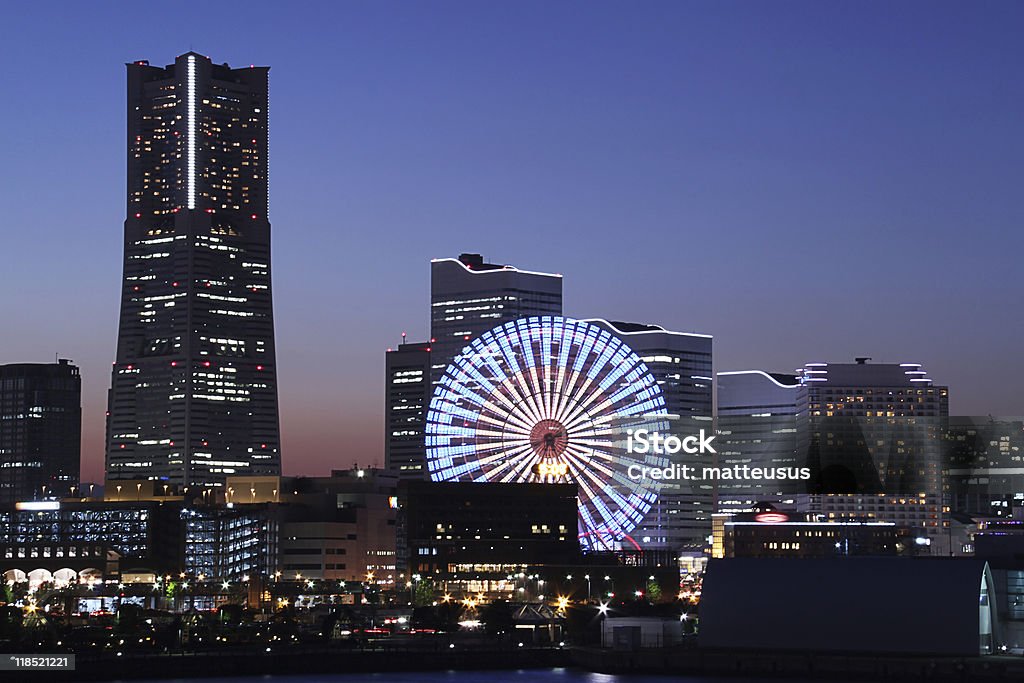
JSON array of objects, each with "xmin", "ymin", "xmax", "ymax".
[
  {"xmin": 16, "ymin": 501, "xmax": 60, "ymax": 511},
  {"xmin": 535, "ymin": 462, "xmax": 569, "ymax": 478},
  {"xmin": 754, "ymin": 512, "xmax": 789, "ymax": 524}
]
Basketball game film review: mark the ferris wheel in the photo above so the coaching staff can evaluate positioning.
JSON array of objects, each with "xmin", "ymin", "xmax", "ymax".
[{"xmin": 425, "ymin": 316, "xmax": 669, "ymax": 551}]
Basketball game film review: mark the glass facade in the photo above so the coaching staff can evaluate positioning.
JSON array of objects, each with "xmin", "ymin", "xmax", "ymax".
[
  {"xmin": 0, "ymin": 360, "xmax": 81, "ymax": 504},
  {"xmin": 946, "ymin": 417, "xmax": 1024, "ymax": 516},
  {"xmin": 183, "ymin": 505, "xmax": 277, "ymax": 580},
  {"xmin": 429, "ymin": 253, "xmax": 562, "ymax": 386},
  {"xmin": 106, "ymin": 53, "xmax": 281, "ymax": 488},
  {"xmin": 0, "ymin": 501, "xmax": 182, "ymax": 575},
  {"xmin": 799, "ymin": 361, "xmax": 949, "ymax": 541},
  {"xmin": 716, "ymin": 370, "xmax": 811, "ymax": 513}
]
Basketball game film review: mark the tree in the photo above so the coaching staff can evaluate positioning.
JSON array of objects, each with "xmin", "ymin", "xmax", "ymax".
[
  {"xmin": 645, "ymin": 579, "xmax": 662, "ymax": 603},
  {"xmin": 411, "ymin": 578, "xmax": 435, "ymax": 607}
]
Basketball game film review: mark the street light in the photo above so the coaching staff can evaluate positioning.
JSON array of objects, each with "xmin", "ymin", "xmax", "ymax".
[{"xmin": 585, "ymin": 574, "xmax": 591, "ymax": 601}]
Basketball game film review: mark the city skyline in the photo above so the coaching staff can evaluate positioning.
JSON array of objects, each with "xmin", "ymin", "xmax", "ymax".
[{"xmin": 1, "ymin": 2, "xmax": 1022, "ymax": 483}]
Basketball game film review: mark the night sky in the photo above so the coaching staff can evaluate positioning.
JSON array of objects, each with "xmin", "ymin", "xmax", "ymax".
[{"xmin": 1, "ymin": 2, "xmax": 1021, "ymax": 482}]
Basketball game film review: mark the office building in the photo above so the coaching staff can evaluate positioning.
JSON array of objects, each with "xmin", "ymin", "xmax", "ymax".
[
  {"xmin": 220, "ymin": 469, "xmax": 399, "ymax": 584},
  {"xmin": 105, "ymin": 52, "xmax": 282, "ymax": 488},
  {"xmin": 430, "ymin": 253, "xmax": 562, "ymax": 383},
  {"xmin": 0, "ymin": 499, "xmax": 184, "ymax": 585},
  {"xmin": 0, "ymin": 360, "xmax": 82, "ymax": 504},
  {"xmin": 947, "ymin": 417, "xmax": 1024, "ymax": 517},
  {"xmin": 716, "ymin": 370, "xmax": 811, "ymax": 513},
  {"xmin": 385, "ymin": 341, "xmax": 432, "ymax": 480},
  {"xmin": 399, "ymin": 481, "xmax": 579, "ymax": 596},
  {"xmin": 277, "ymin": 469, "xmax": 398, "ymax": 583},
  {"xmin": 183, "ymin": 504, "xmax": 279, "ymax": 582},
  {"xmin": 720, "ymin": 509, "xmax": 907, "ymax": 558},
  {"xmin": 799, "ymin": 359, "xmax": 949, "ymax": 545},
  {"xmin": 587, "ymin": 320, "xmax": 713, "ymax": 552}
]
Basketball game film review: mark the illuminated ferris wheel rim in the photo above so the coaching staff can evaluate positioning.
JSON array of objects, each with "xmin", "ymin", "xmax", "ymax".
[{"xmin": 425, "ymin": 316, "xmax": 669, "ymax": 551}]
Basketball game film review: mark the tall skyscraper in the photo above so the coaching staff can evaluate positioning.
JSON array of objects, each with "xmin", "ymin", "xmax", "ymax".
[
  {"xmin": 106, "ymin": 53, "xmax": 281, "ymax": 488},
  {"xmin": 587, "ymin": 319, "xmax": 713, "ymax": 551},
  {"xmin": 799, "ymin": 359, "xmax": 949, "ymax": 545},
  {"xmin": 430, "ymin": 253, "xmax": 562, "ymax": 384},
  {"xmin": 716, "ymin": 370, "xmax": 811, "ymax": 514},
  {"xmin": 385, "ymin": 341, "xmax": 432, "ymax": 480},
  {"xmin": 0, "ymin": 360, "xmax": 82, "ymax": 504}
]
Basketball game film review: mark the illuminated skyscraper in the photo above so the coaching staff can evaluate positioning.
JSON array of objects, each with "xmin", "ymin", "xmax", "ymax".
[
  {"xmin": 799, "ymin": 359, "xmax": 949, "ymax": 547},
  {"xmin": 105, "ymin": 53, "xmax": 281, "ymax": 488},
  {"xmin": 430, "ymin": 253, "xmax": 562, "ymax": 384},
  {"xmin": 385, "ymin": 341, "xmax": 432, "ymax": 480}
]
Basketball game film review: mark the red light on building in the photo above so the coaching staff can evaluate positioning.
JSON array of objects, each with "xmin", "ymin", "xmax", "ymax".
[{"xmin": 754, "ymin": 512, "xmax": 790, "ymax": 524}]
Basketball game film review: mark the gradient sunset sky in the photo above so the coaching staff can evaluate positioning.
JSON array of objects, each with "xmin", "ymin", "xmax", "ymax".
[{"xmin": 1, "ymin": 1, "xmax": 1022, "ymax": 482}]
